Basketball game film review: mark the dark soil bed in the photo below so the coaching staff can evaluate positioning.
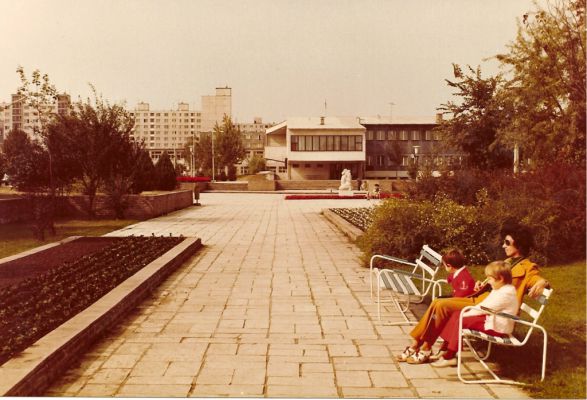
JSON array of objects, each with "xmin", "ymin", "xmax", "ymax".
[
  {"xmin": 0, "ymin": 236, "xmax": 184, "ymax": 366},
  {"xmin": 0, "ymin": 237, "xmax": 118, "ymax": 289}
]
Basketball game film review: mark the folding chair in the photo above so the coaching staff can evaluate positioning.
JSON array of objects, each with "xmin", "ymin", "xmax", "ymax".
[
  {"xmin": 457, "ymin": 287, "xmax": 553, "ymax": 385},
  {"xmin": 369, "ymin": 245, "xmax": 443, "ymax": 324}
]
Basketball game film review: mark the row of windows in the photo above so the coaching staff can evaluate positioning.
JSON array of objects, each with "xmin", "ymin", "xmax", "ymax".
[
  {"xmin": 366, "ymin": 154, "xmax": 462, "ymax": 167},
  {"xmin": 291, "ymin": 135, "xmax": 363, "ymax": 152},
  {"xmin": 366, "ymin": 130, "xmax": 441, "ymax": 141},
  {"xmin": 131, "ymin": 112, "xmax": 200, "ymax": 117}
]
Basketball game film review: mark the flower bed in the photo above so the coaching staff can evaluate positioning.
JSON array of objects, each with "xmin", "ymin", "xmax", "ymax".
[
  {"xmin": 0, "ymin": 236, "xmax": 184, "ymax": 366},
  {"xmin": 285, "ymin": 193, "xmax": 403, "ymax": 200},
  {"xmin": 176, "ymin": 176, "xmax": 211, "ymax": 183},
  {"xmin": 329, "ymin": 207, "xmax": 374, "ymax": 231}
]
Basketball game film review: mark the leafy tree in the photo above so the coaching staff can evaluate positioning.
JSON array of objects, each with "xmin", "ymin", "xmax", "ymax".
[
  {"xmin": 103, "ymin": 141, "xmax": 143, "ymax": 218},
  {"xmin": 496, "ymin": 0, "xmax": 586, "ymax": 166},
  {"xmin": 193, "ymin": 133, "xmax": 213, "ymax": 176},
  {"xmin": 384, "ymin": 141, "xmax": 403, "ymax": 179},
  {"xmin": 48, "ymin": 87, "xmax": 135, "ymax": 217},
  {"xmin": 214, "ymin": 115, "xmax": 246, "ymax": 176},
  {"xmin": 131, "ymin": 148, "xmax": 156, "ymax": 193},
  {"xmin": 155, "ymin": 151, "xmax": 177, "ymax": 190},
  {"xmin": 437, "ymin": 65, "xmax": 513, "ymax": 170},
  {"xmin": 248, "ymin": 153, "xmax": 266, "ymax": 174},
  {"xmin": 0, "ymin": 151, "xmax": 6, "ymax": 184}
]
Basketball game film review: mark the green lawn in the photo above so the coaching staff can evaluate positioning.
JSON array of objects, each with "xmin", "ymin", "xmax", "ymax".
[
  {"xmin": 0, "ymin": 218, "xmax": 138, "ymax": 259},
  {"xmin": 461, "ymin": 261, "xmax": 586, "ymax": 398}
]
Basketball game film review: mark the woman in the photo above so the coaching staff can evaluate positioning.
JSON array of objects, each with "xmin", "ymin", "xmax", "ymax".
[{"xmin": 396, "ymin": 221, "xmax": 550, "ymax": 364}]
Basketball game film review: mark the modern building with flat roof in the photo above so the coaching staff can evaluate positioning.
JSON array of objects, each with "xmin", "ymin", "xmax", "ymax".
[{"xmin": 265, "ymin": 116, "xmax": 366, "ymax": 180}]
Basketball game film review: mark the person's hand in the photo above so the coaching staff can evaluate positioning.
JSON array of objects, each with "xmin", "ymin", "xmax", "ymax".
[
  {"xmin": 528, "ymin": 279, "xmax": 549, "ymax": 298},
  {"xmin": 474, "ymin": 280, "xmax": 484, "ymax": 292}
]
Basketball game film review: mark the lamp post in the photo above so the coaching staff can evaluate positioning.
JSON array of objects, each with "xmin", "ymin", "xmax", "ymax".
[
  {"xmin": 211, "ymin": 130, "xmax": 216, "ymax": 182},
  {"xmin": 191, "ymin": 131, "xmax": 195, "ymax": 177},
  {"xmin": 410, "ymin": 145, "xmax": 420, "ymax": 180}
]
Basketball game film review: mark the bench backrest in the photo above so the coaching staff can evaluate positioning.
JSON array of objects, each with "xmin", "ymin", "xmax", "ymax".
[
  {"xmin": 413, "ymin": 244, "xmax": 443, "ymax": 277},
  {"xmin": 519, "ymin": 287, "xmax": 553, "ymax": 340}
]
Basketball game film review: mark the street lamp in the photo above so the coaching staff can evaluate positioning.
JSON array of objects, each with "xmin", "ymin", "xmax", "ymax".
[{"xmin": 211, "ymin": 130, "xmax": 216, "ymax": 182}]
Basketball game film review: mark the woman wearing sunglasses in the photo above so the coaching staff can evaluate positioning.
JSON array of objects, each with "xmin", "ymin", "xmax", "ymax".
[{"xmin": 396, "ymin": 220, "xmax": 550, "ymax": 365}]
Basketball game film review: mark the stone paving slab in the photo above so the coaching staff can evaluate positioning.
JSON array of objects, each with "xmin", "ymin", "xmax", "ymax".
[{"xmin": 45, "ymin": 193, "xmax": 529, "ymax": 398}]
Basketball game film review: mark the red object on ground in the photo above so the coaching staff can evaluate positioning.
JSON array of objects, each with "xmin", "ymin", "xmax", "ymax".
[
  {"xmin": 176, "ymin": 176, "xmax": 212, "ymax": 182},
  {"xmin": 284, "ymin": 193, "xmax": 403, "ymax": 200}
]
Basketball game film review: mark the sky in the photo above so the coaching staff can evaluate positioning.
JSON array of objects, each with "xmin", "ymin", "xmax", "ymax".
[{"xmin": 1, "ymin": 0, "xmax": 539, "ymax": 123}]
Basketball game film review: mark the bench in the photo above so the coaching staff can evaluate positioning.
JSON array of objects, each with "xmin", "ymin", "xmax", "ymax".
[
  {"xmin": 369, "ymin": 245, "xmax": 443, "ymax": 325},
  {"xmin": 457, "ymin": 287, "xmax": 553, "ymax": 385}
]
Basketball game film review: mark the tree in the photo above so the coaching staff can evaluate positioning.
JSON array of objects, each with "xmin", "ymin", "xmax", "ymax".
[
  {"xmin": 247, "ymin": 153, "xmax": 266, "ymax": 174},
  {"xmin": 154, "ymin": 151, "xmax": 177, "ymax": 190},
  {"xmin": 214, "ymin": 115, "xmax": 246, "ymax": 177},
  {"xmin": 0, "ymin": 150, "xmax": 7, "ymax": 184},
  {"xmin": 48, "ymin": 87, "xmax": 135, "ymax": 217},
  {"xmin": 496, "ymin": 0, "xmax": 586, "ymax": 166},
  {"xmin": 384, "ymin": 141, "xmax": 403, "ymax": 179},
  {"xmin": 193, "ymin": 133, "xmax": 213, "ymax": 176},
  {"xmin": 2, "ymin": 129, "xmax": 55, "ymax": 239},
  {"xmin": 103, "ymin": 140, "xmax": 143, "ymax": 218},
  {"xmin": 437, "ymin": 64, "xmax": 513, "ymax": 170},
  {"xmin": 131, "ymin": 148, "xmax": 156, "ymax": 193}
]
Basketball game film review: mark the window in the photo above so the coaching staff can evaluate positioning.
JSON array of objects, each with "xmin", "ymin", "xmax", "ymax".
[
  {"xmin": 305, "ymin": 163, "xmax": 311, "ymax": 168},
  {"xmin": 340, "ymin": 136, "xmax": 348, "ymax": 151},
  {"xmin": 319, "ymin": 136, "xmax": 327, "ymax": 151},
  {"xmin": 334, "ymin": 136, "xmax": 340, "ymax": 151},
  {"xmin": 367, "ymin": 131, "xmax": 374, "ymax": 140},
  {"xmin": 355, "ymin": 136, "xmax": 363, "ymax": 151},
  {"xmin": 377, "ymin": 155, "xmax": 385, "ymax": 167},
  {"xmin": 278, "ymin": 166, "xmax": 287, "ymax": 173},
  {"xmin": 367, "ymin": 155, "xmax": 373, "ymax": 166},
  {"xmin": 292, "ymin": 163, "xmax": 299, "ymax": 168},
  {"xmin": 388, "ymin": 131, "xmax": 396, "ymax": 140},
  {"xmin": 290, "ymin": 136, "xmax": 298, "ymax": 151},
  {"xmin": 400, "ymin": 130, "xmax": 409, "ymax": 140},
  {"xmin": 402, "ymin": 156, "xmax": 410, "ymax": 166},
  {"xmin": 299, "ymin": 136, "xmax": 306, "ymax": 151},
  {"xmin": 377, "ymin": 130, "xmax": 385, "ymax": 140},
  {"xmin": 327, "ymin": 136, "xmax": 334, "ymax": 151},
  {"xmin": 312, "ymin": 136, "xmax": 319, "ymax": 151},
  {"xmin": 425, "ymin": 130, "xmax": 433, "ymax": 141},
  {"xmin": 348, "ymin": 136, "xmax": 355, "ymax": 151}
]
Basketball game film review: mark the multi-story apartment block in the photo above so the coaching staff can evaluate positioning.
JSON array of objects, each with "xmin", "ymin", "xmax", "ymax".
[
  {"xmin": 236, "ymin": 117, "xmax": 275, "ymax": 175},
  {"xmin": 0, "ymin": 94, "xmax": 71, "ymax": 144},
  {"xmin": 129, "ymin": 87, "xmax": 232, "ymax": 165}
]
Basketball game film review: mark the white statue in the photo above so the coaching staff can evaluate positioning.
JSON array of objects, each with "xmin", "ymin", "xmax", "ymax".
[{"xmin": 339, "ymin": 169, "xmax": 352, "ymax": 191}]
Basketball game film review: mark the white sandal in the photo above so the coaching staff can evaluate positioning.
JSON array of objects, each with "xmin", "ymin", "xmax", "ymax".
[{"xmin": 395, "ymin": 346, "xmax": 416, "ymax": 362}]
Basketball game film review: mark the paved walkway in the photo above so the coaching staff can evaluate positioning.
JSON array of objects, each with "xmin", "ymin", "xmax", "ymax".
[{"xmin": 46, "ymin": 193, "xmax": 527, "ymax": 398}]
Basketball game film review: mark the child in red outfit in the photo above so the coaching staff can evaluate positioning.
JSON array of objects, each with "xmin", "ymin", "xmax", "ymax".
[{"xmin": 442, "ymin": 249, "xmax": 475, "ymax": 298}]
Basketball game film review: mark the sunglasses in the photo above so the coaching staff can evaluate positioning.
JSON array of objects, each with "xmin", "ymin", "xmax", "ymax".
[{"xmin": 503, "ymin": 239, "xmax": 513, "ymax": 246}]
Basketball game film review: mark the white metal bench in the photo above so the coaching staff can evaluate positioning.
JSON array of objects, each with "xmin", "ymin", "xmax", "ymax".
[
  {"xmin": 369, "ymin": 245, "xmax": 443, "ymax": 325},
  {"xmin": 457, "ymin": 287, "xmax": 553, "ymax": 385}
]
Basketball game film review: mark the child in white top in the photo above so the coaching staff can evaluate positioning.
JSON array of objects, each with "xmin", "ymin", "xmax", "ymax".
[{"xmin": 432, "ymin": 261, "xmax": 519, "ymax": 367}]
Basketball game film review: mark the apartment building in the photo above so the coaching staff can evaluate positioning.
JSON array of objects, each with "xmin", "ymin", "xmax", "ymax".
[
  {"xmin": 0, "ymin": 94, "xmax": 71, "ymax": 144},
  {"xmin": 129, "ymin": 87, "xmax": 232, "ymax": 164},
  {"xmin": 235, "ymin": 117, "xmax": 275, "ymax": 175}
]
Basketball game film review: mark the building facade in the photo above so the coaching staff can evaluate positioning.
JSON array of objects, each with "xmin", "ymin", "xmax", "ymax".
[
  {"xmin": 235, "ymin": 117, "xmax": 275, "ymax": 175},
  {"xmin": 0, "ymin": 94, "xmax": 71, "ymax": 145},
  {"xmin": 265, "ymin": 114, "xmax": 461, "ymax": 180},
  {"xmin": 265, "ymin": 116, "xmax": 366, "ymax": 180},
  {"xmin": 129, "ymin": 87, "xmax": 232, "ymax": 165}
]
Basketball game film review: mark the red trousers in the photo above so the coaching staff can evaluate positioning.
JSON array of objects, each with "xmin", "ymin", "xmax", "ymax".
[{"xmin": 440, "ymin": 312, "xmax": 506, "ymax": 353}]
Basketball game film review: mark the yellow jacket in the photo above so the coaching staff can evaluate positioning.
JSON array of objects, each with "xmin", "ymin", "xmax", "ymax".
[{"xmin": 507, "ymin": 257, "xmax": 544, "ymax": 304}]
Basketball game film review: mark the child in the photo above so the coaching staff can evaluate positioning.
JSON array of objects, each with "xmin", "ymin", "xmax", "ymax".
[
  {"xmin": 443, "ymin": 249, "xmax": 475, "ymax": 298},
  {"xmin": 431, "ymin": 261, "xmax": 519, "ymax": 367}
]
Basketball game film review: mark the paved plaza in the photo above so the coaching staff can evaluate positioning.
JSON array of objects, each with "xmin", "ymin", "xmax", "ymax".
[{"xmin": 46, "ymin": 193, "xmax": 527, "ymax": 398}]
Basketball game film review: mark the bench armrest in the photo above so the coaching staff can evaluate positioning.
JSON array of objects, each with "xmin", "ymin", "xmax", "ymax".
[
  {"xmin": 478, "ymin": 306, "xmax": 521, "ymax": 321},
  {"xmin": 370, "ymin": 254, "xmax": 417, "ymax": 269}
]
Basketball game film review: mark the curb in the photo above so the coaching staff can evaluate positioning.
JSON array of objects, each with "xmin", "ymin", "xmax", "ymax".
[
  {"xmin": 322, "ymin": 209, "xmax": 364, "ymax": 242},
  {"xmin": 0, "ymin": 236, "xmax": 202, "ymax": 396}
]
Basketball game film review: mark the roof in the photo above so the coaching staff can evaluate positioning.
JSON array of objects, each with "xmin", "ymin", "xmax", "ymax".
[
  {"xmin": 266, "ymin": 116, "xmax": 365, "ymax": 135},
  {"xmin": 359, "ymin": 115, "xmax": 440, "ymax": 125}
]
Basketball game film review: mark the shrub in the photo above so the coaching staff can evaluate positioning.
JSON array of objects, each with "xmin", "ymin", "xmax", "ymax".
[
  {"xmin": 154, "ymin": 152, "xmax": 177, "ymax": 190},
  {"xmin": 227, "ymin": 165, "xmax": 237, "ymax": 181}
]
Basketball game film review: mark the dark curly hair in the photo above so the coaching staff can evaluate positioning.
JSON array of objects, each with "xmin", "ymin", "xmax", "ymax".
[{"xmin": 500, "ymin": 219, "xmax": 534, "ymax": 257}]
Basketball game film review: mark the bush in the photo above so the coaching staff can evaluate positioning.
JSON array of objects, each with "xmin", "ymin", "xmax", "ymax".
[
  {"xmin": 358, "ymin": 195, "xmax": 495, "ymax": 266},
  {"xmin": 402, "ymin": 163, "xmax": 586, "ymax": 265},
  {"xmin": 227, "ymin": 165, "xmax": 237, "ymax": 181},
  {"xmin": 154, "ymin": 152, "xmax": 177, "ymax": 190}
]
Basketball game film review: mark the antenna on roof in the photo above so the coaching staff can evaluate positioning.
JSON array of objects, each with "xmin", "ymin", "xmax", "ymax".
[{"xmin": 324, "ymin": 99, "xmax": 327, "ymax": 116}]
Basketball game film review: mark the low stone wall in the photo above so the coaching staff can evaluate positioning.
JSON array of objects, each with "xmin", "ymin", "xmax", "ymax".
[
  {"xmin": 276, "ymin": 180, "xmax": 345, "ymax": 191},
  {"xmin": 0, "ymin": 191, "xmax": 193, "ymax": 224},
  {"xmin": 0, "ymin": 236, "xmax": 202, "ymax": 396},
  {"xmin": 247, "ymin": 180, "xmax": 276, "ymax": 191},
  {"xmin": 206, "ymin": 181, "xmax": 248, "ymax": 191}
]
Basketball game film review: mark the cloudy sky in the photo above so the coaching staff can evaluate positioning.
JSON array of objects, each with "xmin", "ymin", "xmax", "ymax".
[{"xmin": 1, "ymin": 0, "xmax": 537, "ymax": 123}]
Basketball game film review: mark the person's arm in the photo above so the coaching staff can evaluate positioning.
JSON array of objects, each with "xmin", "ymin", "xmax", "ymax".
[{"xmin": 524, "ymin": 261, "xmax": 550, "ymax": 298}]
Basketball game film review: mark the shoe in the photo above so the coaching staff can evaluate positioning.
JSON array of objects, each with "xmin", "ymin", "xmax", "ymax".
[
  {"xmin": 406, "ymin": 350, "xmax": 431, "ymax": 364},
  {"xmin": 429, "ymin": 350, "xmax": 447, "ymax": 361},
  {"xmin": 395, "ymin": 346, "xmax": 416, "ymax": 362},
  {"xmin": 431, "ymin": 357, "xmax": 457, "ymax": 368}
]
